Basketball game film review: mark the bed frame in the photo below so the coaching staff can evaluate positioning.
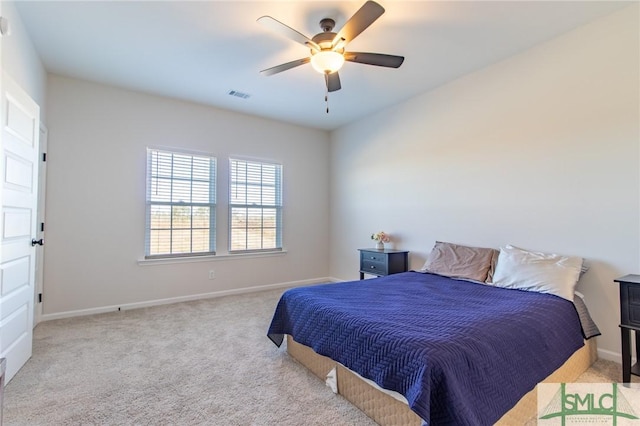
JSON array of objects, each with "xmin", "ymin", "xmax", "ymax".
[{"xmin": 287, "ymin": 335, "xmax": 597, "ymax": 425}]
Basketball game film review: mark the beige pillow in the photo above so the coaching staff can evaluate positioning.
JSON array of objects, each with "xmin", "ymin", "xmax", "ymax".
[
  {"xmin": 421, "ymin": 241, "xmax": 498, "ymax": 282},
  {"xmin": 492, "ymin": 245, "xmax": 582, "ymax": 301}
]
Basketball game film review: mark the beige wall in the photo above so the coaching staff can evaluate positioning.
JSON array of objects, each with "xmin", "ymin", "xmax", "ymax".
[
  {"xmin": 44, "ymin": 75, "xmax": 331, "ymax": 316},
  {"xmin": 329, "ymin": 5, "xmax": 639, "ymax": 359}
]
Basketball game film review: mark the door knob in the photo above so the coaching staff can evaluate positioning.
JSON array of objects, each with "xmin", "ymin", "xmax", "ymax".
[{"xmin": 31, "ymin": 238, "xmax": 44, "ymax": 246}]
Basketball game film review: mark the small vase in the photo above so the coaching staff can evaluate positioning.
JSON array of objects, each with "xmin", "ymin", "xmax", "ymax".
[{"xmin": 376, "ymin": 241, "xmax": 384, "ymax": 250}]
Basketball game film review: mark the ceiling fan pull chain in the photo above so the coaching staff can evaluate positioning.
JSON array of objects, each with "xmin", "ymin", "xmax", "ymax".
[{"xmin": 325, "ymin": 73, "xmax": 330, "ymax": 113}]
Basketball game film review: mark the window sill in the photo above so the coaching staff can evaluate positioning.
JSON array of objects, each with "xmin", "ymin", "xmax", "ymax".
[{"xmin": 137, "ymin": 250, "xmax": 287, "ymax": 266}]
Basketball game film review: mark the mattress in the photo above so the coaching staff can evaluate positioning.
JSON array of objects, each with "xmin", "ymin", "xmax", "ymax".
[{"xmin": 287, "ymin": 335, "xmax": 597, "ymax": 425}]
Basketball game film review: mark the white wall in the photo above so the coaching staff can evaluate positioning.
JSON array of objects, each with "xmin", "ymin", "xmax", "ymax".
[
  {"xmin": 0, "ymin": 1, "xmax": 47, "ymax": 119},
  {"xmin": 44, "ymin": 75, "xmax": 330, "ymax": 316},
  {"xmin": 329, "ymin": 5, "xmax": 639, "ymax": 358}
]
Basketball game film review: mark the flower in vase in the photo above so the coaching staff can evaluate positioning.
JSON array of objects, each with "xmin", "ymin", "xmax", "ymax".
[{"xmin": 371, "ymin": 231, "xmax": 391, "ymax": 243}]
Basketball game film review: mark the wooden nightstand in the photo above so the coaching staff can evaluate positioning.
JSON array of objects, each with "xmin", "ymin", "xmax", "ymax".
[
  {"xmin": 614, "ymin": 274, "xmax": 640, "ymax": 383},
  {"xmin": 359, "ymin": 248, "xmax": 408, "ymax": 280}
]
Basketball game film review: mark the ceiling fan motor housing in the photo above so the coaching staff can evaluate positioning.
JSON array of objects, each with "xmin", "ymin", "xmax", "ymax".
[{"xmin": 312, "ymin": 31, "xmax": 337, "ymax": 50}]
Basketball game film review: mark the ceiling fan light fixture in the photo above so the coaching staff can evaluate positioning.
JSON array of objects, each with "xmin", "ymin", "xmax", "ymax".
[{"xmin": 310, "ymin": 50, "xmax": 345, "ymax": 74}]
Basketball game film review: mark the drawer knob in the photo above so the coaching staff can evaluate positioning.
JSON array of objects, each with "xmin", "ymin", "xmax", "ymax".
[
  {"xmin": 370, "ymin": 256, "xmax": 375, "ymax": 259},
  {"xmin": 370, "ymin": 266, "xmax": 375, "ymax": 269}
]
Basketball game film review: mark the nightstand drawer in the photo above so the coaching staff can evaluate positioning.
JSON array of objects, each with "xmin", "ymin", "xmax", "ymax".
[
  {"xmin": 362, "ymin": 252, "xmax": 386, "ymax": 263},
  {"xmin": 630, "ymin": 286, "xmax": 640, "ymax": 305},
  {"xmin": 362, "ymin": 260, "xmax": 387, "ymax": 275},
  {"xmin": 621, "ymin": 281, "xmax": 640, "ymax": 327}
]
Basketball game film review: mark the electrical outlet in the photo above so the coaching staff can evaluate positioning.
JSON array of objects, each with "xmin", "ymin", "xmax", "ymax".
[{"xmin": 208, "ymin": 270, "xmax": 215, "ymax": 280}]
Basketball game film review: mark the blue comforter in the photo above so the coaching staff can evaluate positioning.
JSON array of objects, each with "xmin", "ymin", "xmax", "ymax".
[{"xmin": 267, "ymin": 272, "xmax": 584, "ymax": 425}]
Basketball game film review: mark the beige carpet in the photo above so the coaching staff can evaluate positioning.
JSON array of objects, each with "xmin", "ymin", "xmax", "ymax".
[{"xmin": 3, "ymin": 288, "xmax": 629, "ymax": 425}]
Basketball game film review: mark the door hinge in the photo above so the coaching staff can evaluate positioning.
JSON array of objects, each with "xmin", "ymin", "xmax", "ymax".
[
  {"xmin": 40, "ymin": 222, "xmax": 45, "ymax": 232},
  {"xmin": 42, "ymin": 152, "xmax": 47, "ymax": 162},
  {"xmin": 38, "ymin": 293, "xmax": 42, "ymax": 303}
]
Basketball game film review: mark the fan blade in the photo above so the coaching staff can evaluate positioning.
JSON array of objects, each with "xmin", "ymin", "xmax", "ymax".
[
  {"xmin": 331, "ymin": 1, "xmax": 385, "ymax": 48},
  {"xmin": 258, "ymin": 16, "xmax": 320, "ymax": 51},
  {"xmin": 260, "ymin": 57, "xmax": 311, "ymax": 76},
  {"xmin": 326, "ymin": 72, "xmax": 341, "ymax": 92},
  {"xmin": 344, "ymin": 52, "xmax": 404, "ymax": 68}
]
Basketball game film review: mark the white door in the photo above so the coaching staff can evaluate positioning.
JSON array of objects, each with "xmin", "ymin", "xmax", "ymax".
[{"xmin": 0, "ymin": 72, "xmax": 40, "ymax": 383}]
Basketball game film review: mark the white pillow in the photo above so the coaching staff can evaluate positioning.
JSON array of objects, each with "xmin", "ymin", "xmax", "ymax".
[{"xmin": 492, "ymin": 245, "xmax": 582, "ymax": 301}]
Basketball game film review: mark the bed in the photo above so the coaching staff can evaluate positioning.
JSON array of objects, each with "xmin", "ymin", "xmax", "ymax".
[{"xmin": 268, "ymin": 251, "xmax": 600, "ymax": 425}]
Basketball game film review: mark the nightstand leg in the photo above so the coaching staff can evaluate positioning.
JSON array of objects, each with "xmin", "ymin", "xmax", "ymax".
[
  {"xmin": 622, "ymin": 327, "xmax": 631, "ymax": 383},
  {"xmin": 359, "ymin": 272, "xmax": 364, "ymax": 280},
  {"xmin": 635, "ymin": 330, "xmax": 640, "ymax": 364}
]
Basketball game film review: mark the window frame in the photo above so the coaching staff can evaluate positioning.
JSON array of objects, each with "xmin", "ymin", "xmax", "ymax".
[
  {"xmin": 228, "ymin": 157, "xmax": 283, "ymax": 254},
  {"xmin": 144, "ymin": 147, "xmax": 217, "ymax": 259}
]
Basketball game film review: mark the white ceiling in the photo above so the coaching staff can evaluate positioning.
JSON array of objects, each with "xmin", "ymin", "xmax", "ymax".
[{"xmin": 14, "ymin": 1, "xmax": 631, "ymax": 131}]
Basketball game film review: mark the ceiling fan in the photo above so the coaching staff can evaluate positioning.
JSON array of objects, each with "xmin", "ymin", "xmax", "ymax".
[{"xmin": 258, "ymin": 1, "xmax": 404, "ymax": 98}]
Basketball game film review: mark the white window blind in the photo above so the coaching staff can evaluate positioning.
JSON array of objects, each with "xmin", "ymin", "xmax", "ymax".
[
  {"xmin": 229, "ymin": 158, "xmax": 282, "ymax": 252},
  {"xmin": 145, "ymin": 148, "xmax": 216, "ymax": 258}
]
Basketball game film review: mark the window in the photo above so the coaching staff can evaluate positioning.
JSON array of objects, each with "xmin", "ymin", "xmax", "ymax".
[
  {"xmin": 229, "ymin": 158, "xmax": 282, "ymax": 252},
  {"xmin": 145, "ymin": 148, "xmax": 216, "ymax": 258}
]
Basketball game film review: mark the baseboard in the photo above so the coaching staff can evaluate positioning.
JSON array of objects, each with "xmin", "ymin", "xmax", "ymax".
[
  {"xmin": 41, "ymin": 277, "xmax": 335, "ymax": 322},
  {"xmin": 597, "ymin": 347, "xmax": 637, "ymax": 366},
  {"xmin": 597, "ymin": 347, "xmax": 621, "ymax": 363}
]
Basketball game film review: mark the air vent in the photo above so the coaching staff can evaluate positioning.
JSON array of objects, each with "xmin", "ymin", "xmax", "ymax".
[{"xmin": 228, "ymin": 90, "xmax": 251, "ymax": 100}]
